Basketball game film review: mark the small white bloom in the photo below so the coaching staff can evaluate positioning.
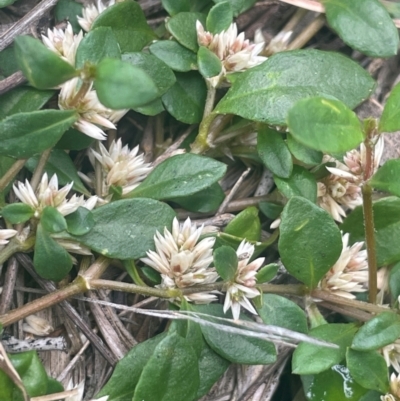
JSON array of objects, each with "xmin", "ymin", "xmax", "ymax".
[
  {"xmin": 78, "ymin": 0, "xmax": 116, "ymax": 32},
  {"xmin": 141, "ymin": 218, "xmax": 219, "ymax": 303},
  {"xmin": 23, "ymin": 315, "xmax": 53, "ymax": 336},
  {"xmin": 223, "ymin": 240, "xmax": 264, "ymax": 320},
  {"xmin": 318, "ymin": 233, "xmax": 368, "ymax": 299},
  {"xmin": 66, "ymin": 380, "xmax": 85, "ymax": 401},
  {"xmin": 0, "ymin": 229, "xmax": 17, "ymax": 246},
  {"xmin": 382, "ymin": 339, "xmax": 400, "ymax": 373}
]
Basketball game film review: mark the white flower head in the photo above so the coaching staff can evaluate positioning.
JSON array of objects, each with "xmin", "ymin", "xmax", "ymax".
[
  {"xmin": 78, "ymin": 0, "xmax": 116, "ymax": 32},
  {"xmin": 0, "ymin": 229, "xmax": 17, "ymax": 246},
  {"xmin": 383, "ymin": 339, "xmax": 400, "ymax": 374},
  {"xmin": 223, "ymin": 240, "xmax": 264, "ymax": 320},
  {"xmin": 141, "ymin": 217, "xmax": 219, "ymax": 303},
  {"xmin": 89, "ymin": 139, "xmax": 152, "ymax": 196},
  {"xmin": 13, "ymin": 173, "xmax": 97, "ymax": 218},
  {"xmin": 23, "ymin": 315, "xmax": 53, "ymax": 336},
  {"xmin": 58, "ymin": 78, "xmax": 128, "ymax": 140},
  {"xmin": 41, "ymin": 22, "xmax": 83, "ymax": 66},
  {"xmin": 318, "ymin": 233, "xmax": 368, "ymax": 299}
]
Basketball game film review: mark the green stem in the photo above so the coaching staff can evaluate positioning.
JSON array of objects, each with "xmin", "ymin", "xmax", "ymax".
[
  {"xmin": 0, "ymin": 236, "xmax": 34, "ymax": 265},
  {"xmin": 0, "ymin": 159, "xmax": 27, "ymax": 193},
  {"xmin": 123, "ymin": 259, "xmax": 147, "ymax": 287},
  {"xmin": 203, "ymin": 81, "xmax": 216, "ymax": 120},
  {"xmin": 191, "ymin": 113, "xmax": 217, "ymax": 154}
]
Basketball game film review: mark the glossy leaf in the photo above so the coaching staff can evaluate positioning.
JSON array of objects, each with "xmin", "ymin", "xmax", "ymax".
[
  {"xmin": 34, "ymin": 224, "xmax": 73, "ymax": 281},
  {"xmin": 323, "ymin": 0, "xmax": 398, "ymax": 57},
  {"xmin": 95, "ymin": 58, "xmax": 159, "ymax": 109},
  {"xmin": 274, "ymin": 165, "xmax": 317, "ymax": 203},
  {"xmin": 194, "ymin": 304, "xmax": 276, "ymax": 365},
  {"xmin": 97, "ymin": 333, "xmax": 167, "ymax": 400},
  {"xmin": 259, "ymin": 201, "xmax": 283, "ymax": 219},
  {"xmin": 213, "ymin": 0, "xmax": 257, "ymax": 16},
  {"xmin": 122, "ymin": 52, "xmax": 176, "ymax": 96},
  {"xmin": 26, "ymin": 149, "xmax": 90, "ymax": 196},
  {"xmin": 206, "ymin": 1, "xmax": 233, "ymax": 33},
  {"xmin": 133, "ymin": 334, "xmax": 199, "ymax": 401},
  {"xmin": 2, "ymin": 203, "xmax": 34, "ymax": 224},
  {"xmin": 54, "ymin": 0, "xmax": 83, "ymax": 33},
  {"xmin": 129, "ymin": 154, "xmax": 226, "ymax": 200},
  {"xmin": 255, "ymin": 263, "xmax": 278, "ymax": 284},
  {"xmin": 162, "ymin": 71, "xmax": 207, "ymax": 123},
  {"xmin": 149, "ymin": 40, "xmax": 197, "ymax": 72},
  {"xmin": 257, "ymin": 294, "xmax": 308, "ymax": 333},
  {"xmin": 72, "ymin": 198, "xmax": 175, "ymax": 259},
  {"xmin": 162, "ymin": 0, "xmax": 190, "ymax": 15},
  {"xmin": 287, "ymin": 97, "xmax": 364, "ymax": 153},
  {"xmin": 257, "ymin": 126, "xmax": 293, "ymax": 178},
  {"xmin": 0, "ymin": 110, "xmax": 77, "ymax": 159},
  {"xmin": 41, "ymin": 206, "xmax": 68, "ymax": 233},
  {"xmin": 286, "ymin": 134, "xmax": 323, "ymax": 166},
  {"xmin": 389, "ymin": 261, "xmax": 400, "ymax": 300},
  {"xmin": 214, "ymin": 245, "xmax": 238, "ymax": 281},
  {"xmin": 215, "ymin": 49, "xmax": 375, "ymax": 125},
  {"xmin": 292, "ymin": 323, "xmax": 357, "ymax": 375},
  {"xmin": 133, "ymin": 98, "xmax": 164, "ymax": 116},
  {"xmin": 0, "ymin": 87, "xmax": 54, "ymax": 120},
  {"xmin": 91, "ymin": 0, "xmax": 155, "ymax": 52},
  {"xmin": 65, "ymin": 207, "xmax": 94, "ymax": 236},
  {"xmin": 75, "ymin": 26, "xmax": 120, "ymax": 69},
  {"xmin": 346, "ymin": 349, "xmax": 389, "ymax": 393},
  {"xmin": 224, "ymin": 206, "xmax": 261, "ymax": 241},
  {"xmin": 352, "ymin": 311, "xmax": 400, "ymax": 351},
  {"xmin": 341, "ymin": 197, "xmax": 400, "ymax": 266},
  {"xmin": 197, "ymin": 46, "xmax": 222, "ymax": 78},
  {"xmin": 369, "ymin": 159, "xmax": 400, "ymax": 197},
  {"xmin": 56, "ymin": 128, "xmax": 94, "ymax": 150},
  {"xmin": 379, "ymin": 82, "xmax": 400, "ymax": 133},
  {"xmin": 279, "ymin": 196, "xmax": 342, "ymax": 288},
  {"xmin": 14, "ymin": 36, "xmax": 77, "ymax": 89},
  {"xmin": 166, "ymin": 12, "xmax": 206, "ymax": 52}
]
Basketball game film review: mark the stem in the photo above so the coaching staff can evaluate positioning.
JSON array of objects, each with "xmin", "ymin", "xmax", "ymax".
[
  {"xmin": 0, "ymin": 236, "xmax": 34, "ymax": 265},
  {"xmin": 29, "ymin": 148, "xmax": 52, "ymax": 191},
  {"xmin": 203, "ymin": 81, "xmax": 217, "ymax": 120},
  {"xmin": 123, "ymin": 259, "xmax": 147, "ymax": 287},
  {"xmin": 190, "ymin": 112, "xmax": 218, "ymax": 154},
  {"xmin": 0, "ymin": 159, "xmax": 27, "ymax": 193},
  {"xmin": 94, "ymin": 141, "xmax": 103, "ymax": 197}
]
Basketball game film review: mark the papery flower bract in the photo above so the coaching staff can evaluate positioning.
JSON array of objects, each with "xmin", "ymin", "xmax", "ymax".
[
  {"xmin": 13, "ymin": 173, "xmax": 97, "ymax": 218},
  {"xmin": 88, "ymin": 139, "xmax": 152, "ymax": 197},
  {"xmin": 0, "ymin": 229, "xmax": 17, "ymax": 247},
  {"xmin": 318, "ymin": 233, "xmax": 368, "ymax": 299},
  {"xmin": 382, "ymin": 338, "xmax": 400, "ymax": 374},
  {"xmin": 41, "ymin": 22, "xmax": 83, "ymax": 66},
  {"xmin": 78, "ymin": 0, "xmax": 115, "ymax": 32},
  {"xmin": 23, "ymin": 315, "xmax": 53, "ymax": 336},
  {"xmin": 223, "ymin": 240, "xmax": 264, "ymax": 320},
  {"xmin": 141, "ymin": 217, "xmax": 218, "ymax": 303}
]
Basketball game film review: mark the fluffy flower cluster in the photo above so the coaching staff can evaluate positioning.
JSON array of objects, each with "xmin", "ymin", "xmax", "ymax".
[
  {"xmin": 196, "ymin": 21, "xmax": 266, "ymax": 86},
  {"xmin": 0, "ymin": 229, "xmax": 17, "ymax": 249},
  {"xmin": 88, "ymin": 139, "xmax": 152, "ymax": 197},
  {"xmin": 141, "ymin": 218, "xmax": 219, "ymax": 303},
  {"xmin": 382, "ymin": 339, "xmax": 400, "ymax": 374},
  {"xmin": 223, "ymin": 240, "xmax": 264, "ymax": 320},
  {"xmin": 78, "ymin": 0, "xmax": 115, "ymax": 32},
  {"xmin": 318, "ymin": 233, "xmax": 368, "ymax": 299},
  {"xmin": 381, "ymin": 373, "xmax": 400, "ymax": 401}
]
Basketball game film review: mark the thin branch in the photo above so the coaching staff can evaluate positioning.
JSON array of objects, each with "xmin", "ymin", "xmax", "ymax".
[
  {"xmin": 0, "ymin": 72, "xmax": 26, "ymax": 95},
  {"xmin": 0, "ymin": 158, "xmax": 27, "ymax": 193}
]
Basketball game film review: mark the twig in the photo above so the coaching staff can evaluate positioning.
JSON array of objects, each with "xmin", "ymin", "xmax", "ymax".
[
  {"xmin": 29, "ymin": 148, "xmax": 52, "ymax": 192},
  {"xmin": 0, "ymin": 257, "xmax": 19, "ymax": 314},
  {"xmin": 0, "ymin": 72, "xmax": 26, "ymax": 95},
  {"xmin": 0, "ymin": 158, "xmax": 27, "ymax": 193}
]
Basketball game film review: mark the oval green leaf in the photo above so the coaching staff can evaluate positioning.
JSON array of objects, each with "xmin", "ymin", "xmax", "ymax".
[
  {"xmin": 197, "ymin": 46, "xmax": 222, "ymax": 78},
  {"xmin": 369, "ymin": 159, "xmax": 400, "ymax": 197},
  {"xmin": 255, "ymin": 263, "xmax": 278, "ymax": 283},
  {"xmin": 65, "ymin": 207, "xmax": 94, "ymax": 236},
  {"xmin": 41, "ymin": 206, "xmax": 68, "ymax": 233},
  {"xmin": 379, "ymin": 82, "xmax": 400, "ymax": 133},
  {"xmin": 213, "ymin": 245, "xmax": 238, "ymax": 281},
  {"xmin": 206, "ymin": 1, "xmax": 233, "ymax": 33},
  {"xmin": 224, "ymin": 206, "xmax": 261, "ymax": 241},
  {"xmin": 286, "ymin": 134, "xmax": 323, "ymax": 166},
  {"xmin": 2, "ymin": 203, "xmax": 34, "ymax": 224},
  {"xmin": 389, "ymin": 261, "xmax": 400, "ymax": 300}
]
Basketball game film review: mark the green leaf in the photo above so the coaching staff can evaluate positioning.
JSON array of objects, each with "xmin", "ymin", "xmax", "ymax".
[
  {"xmin": 369, "ymin": 159, "xmax": 400, "ymax": 197},
  {"xmin": 169, "ymin": 182, "xmax": 225, "ymax": 213},
  {"xmin": 75, "ymin": 27, "xmax": 120, "ymax": 69},
  {"xmin": 65, "ymin": 207, "xmax": 94, "ymax": 236},
  {"xmin": 54, "ymin": 0, "xmax": 83, "ymax": 33},
  {"xmin": 194, "ymin": 304, "xmax": 277, "ymax": 365},
  {"xmin": 72, "ymin": 198, "xmax": 175, "ymax": 259},
  {"xmin": 257, "ymin": 294, "xmax": 308, "ymax": 333},
  {"xmin": 133, "ymin": 334, "xmax": 199, "ymax": 401},
  {"xmin": 224, "ymin": 206, "xmax": 261, "ymax": 241},
  {"xmin": 213, "ymin": 245, "xmax": 238, "ymax": 281},
  {"xmin": 0, "ymin": 0, "xmax": 16, "ymax": 7},
  {"xmin": 162, "ymin": 0, "xmax": 190, "ymax": 15},
  {"xmin": 97, "ymin": 333, "xmax": 167, "ymax": 400},
  {"xmin": 162, "ymin": 71, "xmax": 207, "ymax": 123},
  {"xmin": 0, "ymin": 110, "xmax": 77, "ymax": 159},
  {"xmin": 41, "ymin": 206, "xmax": 68, "ymax": 233},
  {"xmin": 286, "ymin": 134, "xmax": 323, "ymax": 166},
  {"xmin": 34, "ymin": 224, "xmax": 73, "ymax": 281},
  {"xmin": 255, "ymin": 263, "xmax": 278, "ymax": 284},
  {"xmin": 26, "ymin": 149, "xmax": 89, "ymax": 196},
  {"xmin": 46, "ymin": 378, "xmax": 64, "ymax": 395},
  {"xmin": 121, "ymin": 52, "xmax": 176, "ymax": 96},
  {"xmin": 91, "ymin": 0, "xmax": 155, "ymax": 52},
  {"xmin": 359, "ymin": 390, "xmax": 383, "ymax": 401},
  {"xmin": 206, "ymin": 2, "xmax": 233, "ymax": 33},
  {"xmin": 257, "ymin": 126, "xmax": 293, "ymax": 178},
  {"xmin": 133, "ymin": 98, "xmax": 164, "ymax": 116},
  {"xmin": 197, "ymin": 46, "xmax": 222, "ymax": 78},
  {"xmin": 352, "ymin": 311, "xmax": 400, "ymax": 351},
  {"xmin": 259, "ymin": 201, "xmax": 283, "ymax": 219},
  {"xmin": 149, "ymin": 40, "xmax": 197, "ymax": 72},
  {"xmin": 2, "ymin": 203, "xmax": 34, "ymax": 224},
  {"xmin": 95, "ymin": 58, "xmax": 159, "ymax": 109},
  {"xmin": 323, "ymin": 0, "xmax": 398, "ymax": 58},
  {"xmin": 213, "ymin": 0, "xmax": 257, "ymax": 16},
  {"xmin": 274, "ymin": 165, "xmax": 317, "ymax": 203},
  {"xmin": 287, "ymin": 97, "xmax": 365, "ymax": 153},
  {"xmin": 292, "ymin": 323, "xmax": 357, "ymax": 375},
  {"xmin": 129, "ymin": 154, "xmax": 226, "ymax": 200},
  {"xmin": 341, "ymin": 197, "xmax": 400, "ymax": 266},
  {"xmin": 389, "ymin": 261, "xmax": 400, "ymax": 300},
  {"xmin": 0, "ymin": 87, "xmax": 54, "ymax": 120},
  {"xmin": 56, "ymin": 128, "xmax": 94, "ymax": 150},
  {"xmin": 279, "ymin": 196, "xmax": 342, "ymax": 288},
  {"xmin": 215, "ymin": 49, "xmax": 375, "ymax": 125},
  {"xmin": 0, "ymin": 46, "xmax": 19, "ymax": 78},
  {"xmin": 346, "ymin": 349, "xmax": 389, "ymax": 393},
  {"xmin": 14, "ymin": 36, "xmax": 77, "ymax": 89},
  {"xmin": 379, "ymin": 82, "xmax": 400, "ymax": 133},
  {"xmin": 166, "ymin": 12, "xmax": 206, "ymax": 52},
  {"xmin": 302, "ymin": 365, "xmax": 369, "ymax": 401}
]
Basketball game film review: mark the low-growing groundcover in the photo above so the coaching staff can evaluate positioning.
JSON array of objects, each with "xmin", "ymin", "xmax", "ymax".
[{"xmin": 0, "ymin": 0, "xmax": 400, "ymax": 400}]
